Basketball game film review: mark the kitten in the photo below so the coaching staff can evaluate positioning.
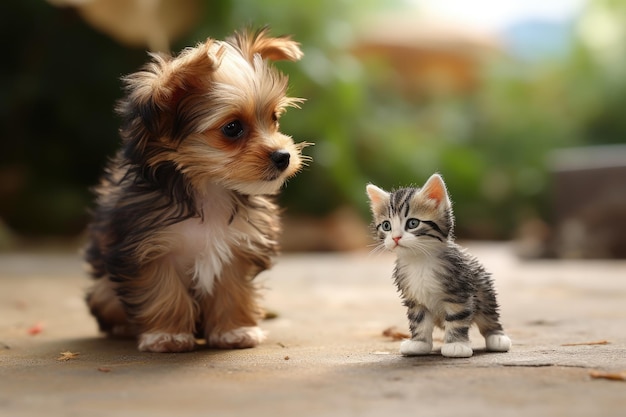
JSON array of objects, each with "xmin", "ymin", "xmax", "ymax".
[{"xmin": 366, "ymin": 174, "xmax": 511, "ymax": 358}]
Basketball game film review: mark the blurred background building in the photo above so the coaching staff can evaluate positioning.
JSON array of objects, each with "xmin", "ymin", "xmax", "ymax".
[{"xmin": 1, "ymin": 0, "xmax": 625, "ymax": 257}]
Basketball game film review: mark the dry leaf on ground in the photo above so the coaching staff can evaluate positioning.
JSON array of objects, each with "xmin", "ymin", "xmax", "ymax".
[
  {"xmin": 57, "ymin": 351, "xmax": 80, "ymax": 361},
  {"xmin": 382, "ymin": 326, "xmax": 410, "ymax": 341},
  {"xmin": 27, "ymin": 322, "xmax": 44, "ymax": 335},
  {"xmin": 264, "ymin": 310, "xmax": 279, "ymax": 320}
]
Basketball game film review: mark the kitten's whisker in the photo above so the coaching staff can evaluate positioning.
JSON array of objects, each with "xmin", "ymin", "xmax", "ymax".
[
  {"xmin": 410, "ymin": 245, "xmax": 427, "ymax": 257},
  {"xmin": 368, "ymin": 243, "xmax": 387, "ymax": 257},
  {"xmin": 411, "ymin": 242, "xmax": 433, "ymax": 257}
]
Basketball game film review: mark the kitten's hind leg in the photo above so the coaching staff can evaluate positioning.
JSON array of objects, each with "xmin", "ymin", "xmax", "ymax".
[
  {"xmin": 400, "ymin": 303, "xmax": 434, "ymax": 356},
  {"xmin": 484, "ymin": 332, "xmax": 511, "ymax": 352},
  {"xmin": 476, "ymin": 315, "xmax": 511, "ymax": 352}
]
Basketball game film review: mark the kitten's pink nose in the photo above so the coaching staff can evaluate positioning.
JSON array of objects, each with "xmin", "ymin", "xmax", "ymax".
[{"xmin": 392, "ymin": 236, "xmax": 401, "ymax": 245}]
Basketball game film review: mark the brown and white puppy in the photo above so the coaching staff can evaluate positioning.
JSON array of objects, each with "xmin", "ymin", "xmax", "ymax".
[{"xmin": 84, "ymin": 28, "xmax": 308, "ymax": 352}]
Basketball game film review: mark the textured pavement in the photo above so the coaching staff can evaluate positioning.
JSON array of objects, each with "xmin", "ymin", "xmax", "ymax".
[{"xmin": 1, "ymin": 243, "xmax": 625, "ymax": 417}]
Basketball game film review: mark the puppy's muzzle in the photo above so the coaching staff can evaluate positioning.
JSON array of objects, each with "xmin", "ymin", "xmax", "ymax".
[{"xmin": 270, "ymin": 150, "xmax": 290, "ymax": 171}]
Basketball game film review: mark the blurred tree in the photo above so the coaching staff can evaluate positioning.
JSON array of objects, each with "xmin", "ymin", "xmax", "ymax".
[{"xmin": 1, "ymin": 0, "xmax": 625, "ymax": 243}]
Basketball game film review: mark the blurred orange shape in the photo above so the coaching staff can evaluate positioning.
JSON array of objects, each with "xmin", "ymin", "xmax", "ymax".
[{"xmin": 27, "ymin": 322, "xmax": 44, "ymax": 335}]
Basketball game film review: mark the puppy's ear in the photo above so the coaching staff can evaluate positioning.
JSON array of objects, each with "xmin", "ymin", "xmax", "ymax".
[
  {"xmin": 232, "ymin": 27, "xmax": 303, "ymax": 62},
  {"xmin": 122, "ymin": 39, "xmax": 224, "ymax": 127},
  {"xmin": 117, "ymin": 40, "xmax": 225, "ymax": 163}
]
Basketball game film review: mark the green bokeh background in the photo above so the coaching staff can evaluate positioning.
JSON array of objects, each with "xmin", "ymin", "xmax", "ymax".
[{"xmin": 1, "ymin": 0, "xmax": 624, "ymax": 243}]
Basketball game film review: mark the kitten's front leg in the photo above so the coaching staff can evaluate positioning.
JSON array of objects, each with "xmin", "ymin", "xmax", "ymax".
[
  {"xmin": 441, "ymin": 303, "xmax": 474, "ymax": 358},
  {"xmin": 400, "ymin": 302, "xmax": 434, "ymax": 356}
]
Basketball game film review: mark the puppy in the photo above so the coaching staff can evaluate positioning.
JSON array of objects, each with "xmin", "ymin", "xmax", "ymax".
[{"xmin": 84, "ymin": 28, "xmax": 308, "ymax": 352}]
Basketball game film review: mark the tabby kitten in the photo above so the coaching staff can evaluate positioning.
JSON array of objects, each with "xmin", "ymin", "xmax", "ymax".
[{"xmin": 366, "ymin": 174, "xmax": 511, "ymax": 358}]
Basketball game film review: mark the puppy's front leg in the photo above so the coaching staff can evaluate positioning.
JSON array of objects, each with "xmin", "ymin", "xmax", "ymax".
[
  {"xmin": 201, "ymin": 260, "xmax": 265, "ymax": 349},
  {"xmin": 128, "ymin": 261, "xmax": 197, "ymax": 352}
]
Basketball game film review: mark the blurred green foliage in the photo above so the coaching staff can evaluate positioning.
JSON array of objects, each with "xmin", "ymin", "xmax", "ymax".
[{"xmin": 1, "ymin": 0, "xmax": 625, "ymax": 240}]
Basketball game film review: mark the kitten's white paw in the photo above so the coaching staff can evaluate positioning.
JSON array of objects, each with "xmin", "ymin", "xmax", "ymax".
[
  {"xmin": 486, "ymin": 334, "xmax": 511, "ymax": 352},
  {"xmin": 400, "ymin": 340, "xmax": 433, "ymax": 356},
  {"xmin": 138, "ymin": 332, "xmax": 195, "ymax": 353},
  {"xmin": 441, "ymin": 342, "xmax": 473, "ymax": 358},
  {"xmin": 209, "ymin": 326, "xmax": 266, "ymax": 349}
]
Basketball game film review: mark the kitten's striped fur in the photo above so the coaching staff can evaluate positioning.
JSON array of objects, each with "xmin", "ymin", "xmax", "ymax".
[{"xmin": 366, "ymin": 174, "xmax": 511, "ymax": 357}]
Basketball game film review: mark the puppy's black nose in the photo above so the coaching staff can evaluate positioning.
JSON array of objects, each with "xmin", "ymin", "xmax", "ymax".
[{"xmin": 270, "ymin": 150, "xmax": 290, "ymax": 171}]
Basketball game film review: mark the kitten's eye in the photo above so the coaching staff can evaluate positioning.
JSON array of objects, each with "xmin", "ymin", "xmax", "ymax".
[
  {"xmin": 380, "ymin": 221, "xmax": 392, "ymax": 232},
  {"xmin": 406, "ymin": 218, "xmax": 420, "ymax": 230},
  {"xmin": 221, "ymin": 120, "xmax": 245, "ymax": 139}
]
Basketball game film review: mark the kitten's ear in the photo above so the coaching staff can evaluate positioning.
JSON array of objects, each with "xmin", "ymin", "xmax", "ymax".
[
  {"xmin": 421, "ymin": 174, "xmax": 451, "ymax": 208},
  {"xmin": 366, "ymin": 184, "xmax": 390, "ymax": 209}
]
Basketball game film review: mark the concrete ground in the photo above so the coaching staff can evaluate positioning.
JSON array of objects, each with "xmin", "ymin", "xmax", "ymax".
[{"xmin": 1, "ymin": 243, "xmax": 625, "ymax": 417}]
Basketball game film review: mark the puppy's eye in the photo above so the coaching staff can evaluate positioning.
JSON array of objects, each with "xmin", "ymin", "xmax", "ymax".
[
  {"xmin": 380, "ymin": 221, "xmax": 392, "ymax": 232},
  {"xmin": 221, "ymin": 120, "xmax": 245, "ymax": 139},
  {"xmin": 272, "ymin": 112, "xmax": 279, "ymax": 124},
  {"xmin": 406, "ymin": 218, "xmax": 420, "ymax": 230}
]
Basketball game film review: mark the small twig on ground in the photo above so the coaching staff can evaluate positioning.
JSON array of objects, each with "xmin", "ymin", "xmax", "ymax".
[
  {"xmin": 589, "ymin": 370, "xmax": 626, "ymax": 382},
  {"xmin": 561, "ymin": 340, "xmax": 609, "ymax": 347}
]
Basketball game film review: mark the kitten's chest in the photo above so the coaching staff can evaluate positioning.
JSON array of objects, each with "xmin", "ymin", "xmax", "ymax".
[{"xmin": 395, "ymin": 257, "xmax": 445, "ymax": 310}]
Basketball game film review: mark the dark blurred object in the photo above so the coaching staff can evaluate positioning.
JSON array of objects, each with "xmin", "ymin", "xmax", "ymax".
[
  {"xmin": 0, "ymin": 2, "xmax": 147, "ymax": 238},
  {"xmin": 549, "ymin": 145, "xmax": 626, "ymax": 258}
]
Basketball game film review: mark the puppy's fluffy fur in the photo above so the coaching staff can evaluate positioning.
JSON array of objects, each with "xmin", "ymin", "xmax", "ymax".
[{"xmin": 85, "ymin": 28, "xmax": 308, "ymax": 353}]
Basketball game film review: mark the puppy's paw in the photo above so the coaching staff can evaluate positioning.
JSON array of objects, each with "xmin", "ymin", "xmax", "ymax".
[
  {"xmin": 399, "ymin": 339, "xmax": 432, "ymax": 356},
  {"xmin": 208, "ymin": 326, "xmax": 266, "ymax": 349},
  {"xmin": 486, "ymin": 334, "xmax": 511, "ymax": 352},
  {"xmin": 137, "ymin": 332, "xmax": 196, "ymax": 353},
  {"xmin": 441, "ymin": 342, "xmax": 473, "ymax": 358}
]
